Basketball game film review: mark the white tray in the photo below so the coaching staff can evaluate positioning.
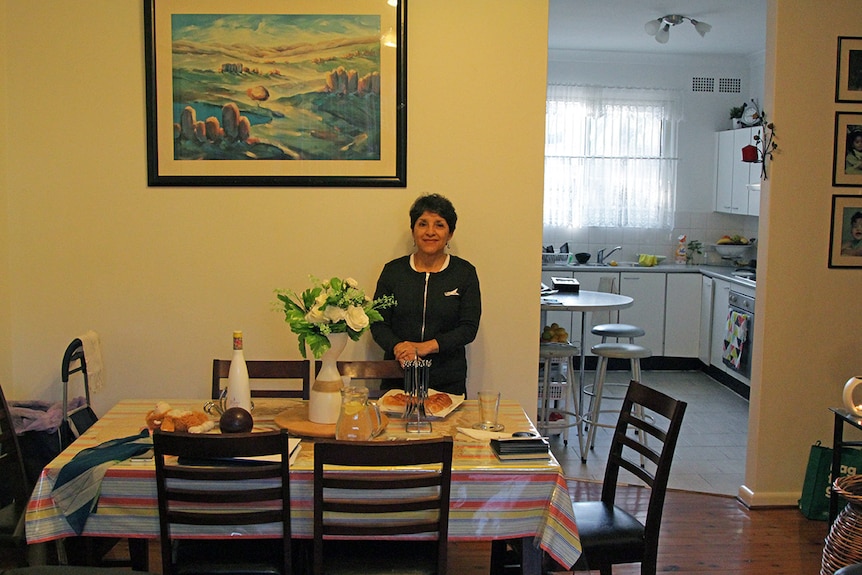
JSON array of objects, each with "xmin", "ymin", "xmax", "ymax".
[{"xmin": 378, "ymin": 389, "xmax": 465, "ymax": 420}]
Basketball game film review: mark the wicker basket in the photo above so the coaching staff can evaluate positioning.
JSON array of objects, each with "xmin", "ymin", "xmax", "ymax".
[{"xmin": 822, "ymin": 474, "xmax": 862, "ymax": 575}]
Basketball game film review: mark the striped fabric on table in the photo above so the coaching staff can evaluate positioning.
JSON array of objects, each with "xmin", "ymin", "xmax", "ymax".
[{"xmin": 26, "ymin": 398, "xmax": 582, "ymax": 569}]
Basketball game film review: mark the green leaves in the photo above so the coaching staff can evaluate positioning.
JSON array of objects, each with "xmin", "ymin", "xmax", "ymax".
[{"xmin": 275, "ymin": 276, "xmax": 396, "ymax": 359}]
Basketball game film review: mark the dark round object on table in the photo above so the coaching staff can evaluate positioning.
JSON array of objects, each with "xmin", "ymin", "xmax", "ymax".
[
  {"xmin": 575, "ymin": 252, "xmax": 591, "ymax": 264},
  {"xmin": 219, "ymin": 407, "xmax": 254, "ymax": 433}
]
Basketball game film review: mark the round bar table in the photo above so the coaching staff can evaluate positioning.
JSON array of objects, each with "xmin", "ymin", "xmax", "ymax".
[{"xmin": 540, "ymin": 290, "xmax": 634, "ymax": 459}]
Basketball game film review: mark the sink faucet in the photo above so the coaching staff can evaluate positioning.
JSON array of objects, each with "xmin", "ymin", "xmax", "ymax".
[{"xmin": 596, "ymin": 246, "xmax": 622, "ymax": 265}]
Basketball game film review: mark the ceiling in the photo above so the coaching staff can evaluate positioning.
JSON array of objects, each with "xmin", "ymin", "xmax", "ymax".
[{"xmin": 548, "ymin": 0, "xmax": 766, "ymax": 56}]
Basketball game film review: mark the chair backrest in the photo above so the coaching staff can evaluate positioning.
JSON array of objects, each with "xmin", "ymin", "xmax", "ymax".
[
  {"xmin": 0, "ymin": 382, "xmax": 31, "ymax": 548},
  {"xmin": 152, "ymin": 429, "xmax": 293, "ymax": 575},
  {"xmin": 601, "ymin": 380, "xmax": 687, "ymax": 561},
  {"xmin": 211, "ymin": 359, "xmax": 311, "ymax": 400},
  {"xmin": 313, "ymin": 360, "xmax": 405, "ymax": 397},
  {"xmin": 312, "ymin": 436, "xmax": 453, "ymax": 575}
]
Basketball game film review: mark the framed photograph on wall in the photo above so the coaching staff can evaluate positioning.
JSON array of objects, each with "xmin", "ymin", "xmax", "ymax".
[
  {"xmin": 832, "ymin": 112, "xmax": 862, "ymax": 187},
  {"xmin": 829, "ymin": 195, "xmax": 862, "ymax": 268},
  {"xmin": 144, "ymin": 0, "xmax": 407, "ymax": 187},
  {"xmin": 836, "ymin": 37, "xmax": 862, "ymax": 103}
]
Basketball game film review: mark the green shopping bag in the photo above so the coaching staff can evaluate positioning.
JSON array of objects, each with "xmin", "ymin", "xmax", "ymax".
[{"xmin": 798, "ymin": 440, "xmax": 862, "ymax": 520}]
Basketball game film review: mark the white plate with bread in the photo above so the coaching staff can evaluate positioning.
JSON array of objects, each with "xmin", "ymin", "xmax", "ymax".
[{"xmin": 378, "ymin": 389, "xmax": 464, "ymax": 419}]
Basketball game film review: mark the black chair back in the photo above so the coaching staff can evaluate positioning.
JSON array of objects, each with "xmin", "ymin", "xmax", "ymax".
[
  {"xmin": 211, "ymin": 359, "xmax": 310, "ymax": 400},
  {"xmin": 153, "ymin": 429, "xmax": 295, "ymax": 575}
]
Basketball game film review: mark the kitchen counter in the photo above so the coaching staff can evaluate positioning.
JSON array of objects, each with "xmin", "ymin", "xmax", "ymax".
[{"xmin": 542, "ymin": 263, "xmax": 756, "ymax": 289}]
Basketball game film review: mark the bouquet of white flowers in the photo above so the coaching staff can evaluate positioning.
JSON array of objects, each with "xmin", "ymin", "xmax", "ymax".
[{"xmin": 276, "ymin": 276, "xmax": 396, "ymax": 359}]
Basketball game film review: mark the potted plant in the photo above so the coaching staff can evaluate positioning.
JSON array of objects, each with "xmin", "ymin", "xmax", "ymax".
[
  {"xmin": 686, "ymin": 239, "xmax": 704, "ymax": 265},
  {"xmin": 729, "ymin": 104, "xmax": 745, "ymax": 129}
]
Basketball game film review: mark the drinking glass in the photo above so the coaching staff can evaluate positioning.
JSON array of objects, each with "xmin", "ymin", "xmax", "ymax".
[{"xmin": 474, "ymin": 389, "xmax": 504, "ymax": 431}]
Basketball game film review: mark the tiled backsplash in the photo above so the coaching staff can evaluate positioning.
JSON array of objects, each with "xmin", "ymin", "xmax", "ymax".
[{"xmin": 542, "ymin": 211, "xmax": 759, "ymax": 266}]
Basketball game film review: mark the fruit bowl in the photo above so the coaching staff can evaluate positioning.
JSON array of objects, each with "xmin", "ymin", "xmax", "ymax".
[{"xmin": 712, "ymin": 244, "xmax": 752, "ymax": 258}]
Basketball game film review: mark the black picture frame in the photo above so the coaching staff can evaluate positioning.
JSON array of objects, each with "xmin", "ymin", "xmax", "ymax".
[
  {"xmin": 144, "ymin": 0, "xmax": 407, "ymax": 187},
  {"xmin": 829, "ymin": 194, "xmax": 862, "ymax": 269},
  {"xmin": 832, "ymin": 112, "xmax": 862, "ymax": 187},
  {"xmin": 836, "ymin": 36, "xmax": 862, "ymax": 103}
]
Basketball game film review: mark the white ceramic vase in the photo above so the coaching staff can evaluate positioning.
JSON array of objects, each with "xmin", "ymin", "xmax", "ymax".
[{"xmin": 309, "ymin": 332, "xmax": 349, "ymax": 424}]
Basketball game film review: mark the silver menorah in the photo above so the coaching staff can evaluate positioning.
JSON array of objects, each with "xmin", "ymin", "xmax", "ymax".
[{"xmin": 403, "ymin": 358, "xmax": 432, "ymax": 433}]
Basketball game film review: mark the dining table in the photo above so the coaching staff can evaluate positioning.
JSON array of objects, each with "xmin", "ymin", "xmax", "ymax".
[
  {"xmin": 25, "ymin": 397, "xmax": 582, "ymax": 574},
  {"xmin": 540, "ymin": 290, "xmax": 634, "ymax": 457}
]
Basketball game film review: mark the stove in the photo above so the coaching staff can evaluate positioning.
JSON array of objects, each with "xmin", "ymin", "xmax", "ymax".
[{"xmin": 732, "ymin": 267, "xmax": 756, "ymax": 282}]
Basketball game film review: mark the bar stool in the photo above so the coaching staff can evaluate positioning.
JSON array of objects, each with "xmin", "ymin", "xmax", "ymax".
[
  {"xmin": 582, "ymin": 342, "xmax": 651, "ymax": 462},
  {"xmin": 591, "ymin": 323, "xmax": 645, "ymax": 343},
  {"xmin": 538, "ymin": 342, "xmax": 583, "ymax": 454}
]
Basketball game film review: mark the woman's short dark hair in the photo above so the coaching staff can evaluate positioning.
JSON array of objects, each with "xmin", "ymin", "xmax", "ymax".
[{"xmin": 409, "ymin": 194, "xmax": 457, "ymax": 231}]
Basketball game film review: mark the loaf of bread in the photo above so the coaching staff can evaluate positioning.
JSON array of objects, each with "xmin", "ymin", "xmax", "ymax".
[{"xmin": 382, "ymin": 391, "xmax": 453, "ymax": 415}]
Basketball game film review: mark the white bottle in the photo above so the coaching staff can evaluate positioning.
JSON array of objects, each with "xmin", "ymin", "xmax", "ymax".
[{"xmin": 226, "ymin": 330, "xmax": 251, "ymax": 412}]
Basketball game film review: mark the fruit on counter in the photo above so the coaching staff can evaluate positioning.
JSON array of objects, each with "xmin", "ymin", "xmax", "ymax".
[
  {"xmin": 609, "ymin": 260, "xmax": 618, "ymax": 266},
  {"xmin": 541, "ymin": 323, "xmax": 569, "ymax": 343},
  {"xmin": 716, "ymin": 234, "xmax": 751, "ymax": 245}
]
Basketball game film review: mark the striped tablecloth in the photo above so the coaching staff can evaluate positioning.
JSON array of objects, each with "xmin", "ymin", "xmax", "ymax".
[{"xmin": 25, "ymin": 398, "xmax": 581, "ymax": 568}]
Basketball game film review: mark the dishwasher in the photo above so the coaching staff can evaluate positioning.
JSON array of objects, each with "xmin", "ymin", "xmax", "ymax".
[{"xmin": 723, "ymin": 289, "xmax": 755, "ymax": 379}]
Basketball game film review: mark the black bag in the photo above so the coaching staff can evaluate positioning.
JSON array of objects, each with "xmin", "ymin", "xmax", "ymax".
[
  {"xmin": 798, "ymin": 440, "xmax": 862, "ymax": 520},
  {"xmin": 60, "ymin": 403, "xmax": 99, "ymax": 448}
]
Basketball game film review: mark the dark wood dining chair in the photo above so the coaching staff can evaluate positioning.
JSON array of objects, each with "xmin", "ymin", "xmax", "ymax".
[
  {"xmin": 312, "ymin": 437, "xmax": 453, "ymax": 575},
  {"xmin": 211, "ymin": 359, "xmax": 310, "ymax": 400},
  {"xmin": 569, "ymin": 380, "xmax": 687, "ymax": 575},
  {"xmin": 152, "ymin": 429, "xmax": 297, "ymax": 575},
  {"xmin": 313, "ymin": 360, "xmax": 404, "ymax": 397},
  {"xmin": 0, "ymin": 381, "xmax": 31, "ymax": 567}
]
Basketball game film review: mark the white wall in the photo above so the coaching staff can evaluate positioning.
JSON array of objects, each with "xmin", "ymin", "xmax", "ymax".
[{"xmin": 0, "ymin": 0, "xmax": 550, "ymax": 420}]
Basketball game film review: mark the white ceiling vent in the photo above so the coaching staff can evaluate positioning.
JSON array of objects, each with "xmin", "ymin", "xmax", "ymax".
[
  {"xmin": 719, "ymin": 78, "xmax": 742, "ymax": 93},
  {"xmin": 691, "ymin": 77, "xmax": 715, "ymax": 92}
]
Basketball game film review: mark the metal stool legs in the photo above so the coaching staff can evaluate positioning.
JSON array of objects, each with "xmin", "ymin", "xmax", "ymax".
[
  {"xmin": 582, "ymin": 342, "xmax": 651, "ymax": 463},
  {"xmin": 538, "ymin": 343, "xmax": 584, "ymax": 457}
]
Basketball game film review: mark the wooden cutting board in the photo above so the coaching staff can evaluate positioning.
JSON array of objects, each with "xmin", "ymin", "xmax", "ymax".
[{"xmin": 273, "ymin": 403, "xmax": 389, "ymax": 438}]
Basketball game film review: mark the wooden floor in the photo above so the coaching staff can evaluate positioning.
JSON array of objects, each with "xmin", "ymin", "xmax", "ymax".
[{"xmin": 2, "ymin": 482, "xmax": 831, "ymax": 575}]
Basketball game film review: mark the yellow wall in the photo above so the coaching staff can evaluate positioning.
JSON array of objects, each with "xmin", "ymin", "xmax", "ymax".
[
  {"xmin": 0, "ymin": 0, "xmax": 548, "ymax": 417},
  {"xmin": 740, "ymin": 0, "xmax": 862, "ymax": 506},
  {"xmin": 5, "ymin": 0, "xmax": 862, "ymax": 508}
]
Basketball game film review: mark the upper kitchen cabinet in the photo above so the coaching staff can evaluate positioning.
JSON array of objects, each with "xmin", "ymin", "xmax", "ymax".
[{"xmin": 714, "ymin": 127, "xmax": 762, "ymax": 216}]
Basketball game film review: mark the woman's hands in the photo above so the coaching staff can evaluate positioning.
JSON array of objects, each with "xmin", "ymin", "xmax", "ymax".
[{"xmin": 394, "ymin": 339, "xmax": 439, "ymax": 364}]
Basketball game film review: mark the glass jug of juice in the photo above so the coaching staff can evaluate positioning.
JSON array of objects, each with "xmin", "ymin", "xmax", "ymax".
[{"xmin": 335, "ymin": 385, "xmax": 383, "ymax": 441}]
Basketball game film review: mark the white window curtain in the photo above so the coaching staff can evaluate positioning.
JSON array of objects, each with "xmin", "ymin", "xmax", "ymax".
[{"xmin": 544, "ymin": 84, "xmax": 683, "ymax": 229}]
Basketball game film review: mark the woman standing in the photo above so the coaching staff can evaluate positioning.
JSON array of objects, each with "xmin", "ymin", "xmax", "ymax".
[{"xmin": 371, "ymin": 194, "xmax": 481, "ymax": 396}]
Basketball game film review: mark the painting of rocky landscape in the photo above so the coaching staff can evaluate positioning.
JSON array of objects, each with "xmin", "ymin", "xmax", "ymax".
[{"xmin": 169, "ymin": 13, "xmax": 384, "ymax": 162}]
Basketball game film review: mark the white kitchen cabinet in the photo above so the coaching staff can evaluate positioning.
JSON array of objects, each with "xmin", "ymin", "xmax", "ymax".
[
  {"xmin": 710, "ymin": 278, "xmax": 731, "ymax": 372},
  {"xmin": 618, "ymin": 272, "xmax": 666, "ymax": 356},
  {"xmin": 714, "ymin": 127, "xmax": 761, "ymax": 215},
  {"xmin": 698, "ymin": 275, "xmax": 713, "ymax": 365},
  {"xmin": 664, "ymin": 273, "xmax": 702, "ymax": 358}
]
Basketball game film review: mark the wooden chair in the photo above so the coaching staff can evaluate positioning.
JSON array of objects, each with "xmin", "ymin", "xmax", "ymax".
[
  {"xmin": 569, "ymin": 380, "xmax": 687, "ymax": 575},
  {"xmin": 211, "ymin": 359, "xmax": 310, "ymax": 400},
  {"xmin": 0, "ymin": 382, "xmax": 30, "ymax": 567},
  {"xmin": 312, "ymin": 437, "xmax": 453, "ymax": 575},
  {"xmin": 313, "ymin": 360, "xmax": 404, "ymax": 397},
  {"xmin": 152, "ymin": 429, "xmax": 296, "ymax": 575}
]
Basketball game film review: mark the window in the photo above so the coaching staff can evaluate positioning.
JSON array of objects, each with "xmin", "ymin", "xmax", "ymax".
[{"xmin": 544, "ymin": 85, "xmax": 682, "ymax": 229}]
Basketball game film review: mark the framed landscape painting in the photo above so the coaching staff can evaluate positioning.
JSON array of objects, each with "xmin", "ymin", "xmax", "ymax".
[{"xmin": 144, "ymin": 0, "xmax": 407, "ymax": 187}]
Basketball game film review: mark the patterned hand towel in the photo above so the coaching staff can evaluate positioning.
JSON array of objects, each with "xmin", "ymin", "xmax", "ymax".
[{"xmin": 722, "ymin": 311, "xmax": 749, "ymax": 370}]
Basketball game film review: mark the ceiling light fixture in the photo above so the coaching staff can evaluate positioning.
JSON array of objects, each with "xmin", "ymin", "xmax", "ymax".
[{"xmin": 644, "ymin": 14, "xmax": 711, "ymax": 44}]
